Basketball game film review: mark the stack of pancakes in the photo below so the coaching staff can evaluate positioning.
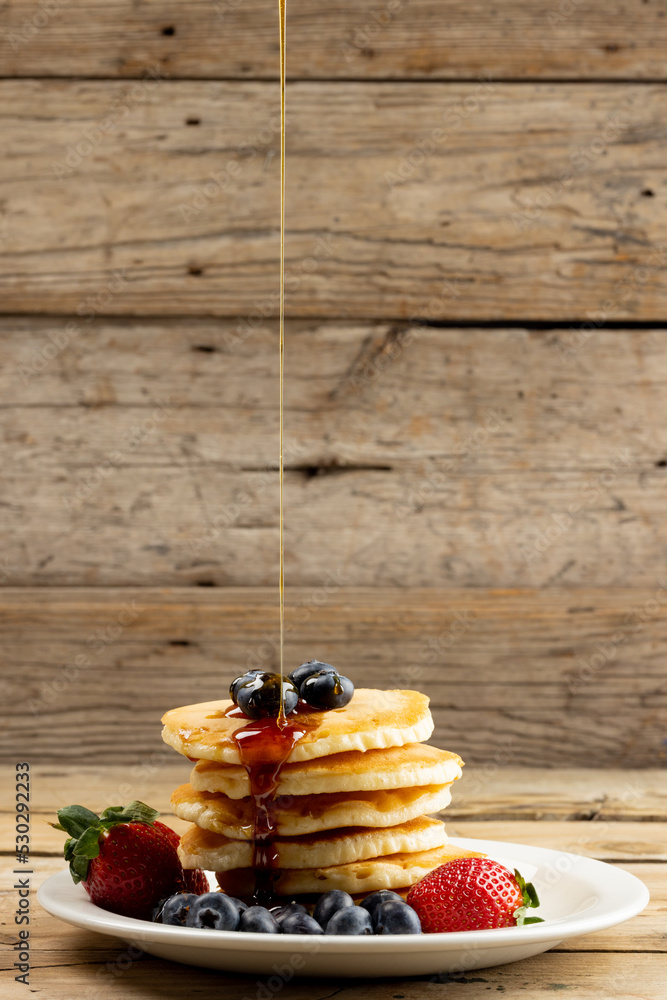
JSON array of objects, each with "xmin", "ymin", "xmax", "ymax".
[{"xmin": 161, "ymin": 688, "xmax": 482, "ymax": 896}]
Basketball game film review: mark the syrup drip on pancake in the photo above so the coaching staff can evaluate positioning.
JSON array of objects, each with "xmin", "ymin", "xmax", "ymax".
[{"xmin": 227, "ymin": 703, "xmax": 317, "ymax": 902}]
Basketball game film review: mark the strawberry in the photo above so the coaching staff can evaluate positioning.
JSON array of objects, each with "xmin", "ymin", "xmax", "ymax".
[
  {"xmin": 53, "ymin": 800, "xmax": 207, "ymax": 920},
  {"xmin": 406, "ymin": 858, "xmax": 544, "ymax": 933},
  {"xmin": 154, "ymin": 821, "xmax": 209, "ymax": 895}
]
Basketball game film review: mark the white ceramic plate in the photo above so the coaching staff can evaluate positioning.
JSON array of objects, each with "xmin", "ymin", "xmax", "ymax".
[{"xmin": 38, "ymin": 837, "xmax": 649, "ymax": 978}]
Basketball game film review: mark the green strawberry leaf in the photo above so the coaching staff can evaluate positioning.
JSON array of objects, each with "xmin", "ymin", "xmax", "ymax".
[
  {"xmin": 54, "ymin": 800, "xmax": 160, "ymax": 886},
  {"xmin": 99, "ymin": 801, "xmax": 159, "ymax": 828},
  {"xmin": 514, "ymin": 868, "xmax": 541, "ymax": 908},
  {"xmin": 514, "ymin": 904, "xmax": 545, "ymax": 926},
  {"xmin": 513, "ymin": 868, "xmax": 543, "ymax": 926},
  {"xmin": 75, "ymin": 825, "xmax": 103, "ymax": 859},
  {"xmin": 69, "ymin": 853, "xmax": 92, "ymax": 884},
  {"xmin": 524, "ymin": 880, "xmax": 540, "ymax": 908},
  {"xmin": 54, "ymin": 804, "xmax": 100, "ymax": 838}
]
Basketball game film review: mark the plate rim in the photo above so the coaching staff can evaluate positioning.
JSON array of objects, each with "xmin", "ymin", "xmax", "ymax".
[{"xmin": 37, "ymin": 835, "xmax": 650, "ymax": 954}]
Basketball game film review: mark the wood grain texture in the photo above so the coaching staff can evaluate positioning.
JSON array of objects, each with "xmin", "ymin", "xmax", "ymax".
[
  {"xmin": 10, "ymin": 764, "xmax": 667, "ymax": 821},
  {"xmin": 4, "ymin": 589, "xmax": 667, "ymax": 767},
  {"xmin": 1, "ymin": 81, "xmax": 666, "ymax": 319},
  {"xmin": 3, "ymin": 320, "xmax": 667, "ymax": 589},
  {"xmin": 9, "ymin": 956, "xmax": 667, "ymax": 1000},
  {"xmin": 5, "ymin": 765, "xmax": 662, "ymax": 993},
  {"xmin": 12, "ymin": 810, "xmax": 667, "ymax": 863},
  {"xmin": 1, "ymin": 1, "xmax": 665, "ymax": 81},
  {"xmin": 2, "ymin": 861, "xmax": 665, "ymax": 1000}
]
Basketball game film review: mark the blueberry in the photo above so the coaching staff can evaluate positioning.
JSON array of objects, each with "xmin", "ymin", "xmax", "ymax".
[
  {"xmin": 374, "ymin": 900, "xmax": 422, "ymax": 935},
  {"xmin": 325, "ymin": 906, "xmax": 373, "ymax": 936},
  {"xmin": 269, "ymin": 902, "xmax": 308, "ymax": 925},
  {"xmin": 185, "ymin": 891, "xmax": 240, "ymax": 931},
  {"xmin": 279, "ymin": 911, "xmax": 324, "ymax": 935},
  {"xmin": 160, "ymin": 892, "xmax": 198, "ymax": 926},
  {"xmin": 313, "ymin": 889, "xmax": 355, "ymax": 929},
  {"xmin": 359, "ymin": 889, "xmax": 405, "ymax": 918},
  {"xmin": 151, "ymin": 895, "xmax": 170, "ymax": 922},
  {"xmin": 300, "ymin": 671, "xmax": 354, "ymax": 711},
  {"xmin": 239, "ymin": 905, "xmax": 280, "ymax": 933},
  {"xmin": 235, "ymin": 672, "xmax": 299, "ymax": 719},
  {"xmin": 226, "ymin": 895, "xmax": 249, "ymax": 915},
  {"xmin": 289, "ymin": 659, "xmax": 337, "ymax": 691},
  {"xmin": 229, "ymin": 670, "xmax": 263, "ymax": 702}
]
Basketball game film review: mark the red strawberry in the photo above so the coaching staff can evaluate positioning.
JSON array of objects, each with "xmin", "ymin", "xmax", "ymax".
[
  {"xmin": 54, "ymin": 801, "xmax": 207, "ymax": 920},
  {"xmin": 152, "ymin": 821, "xmax": 209, "ymax": 895},
  {"xmin": 406, "ymin": 858, "xmax": 543, "ymax": 933}
]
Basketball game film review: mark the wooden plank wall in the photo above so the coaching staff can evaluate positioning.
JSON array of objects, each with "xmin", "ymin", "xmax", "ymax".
[{"xmin": 2, "ymin": 1, "xmax": 666, "ymax": 768}]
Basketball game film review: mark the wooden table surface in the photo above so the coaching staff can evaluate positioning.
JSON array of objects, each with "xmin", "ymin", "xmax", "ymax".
[{"xmin": 3, "ymin": 765, "xmax": 663, "ymax": 999}]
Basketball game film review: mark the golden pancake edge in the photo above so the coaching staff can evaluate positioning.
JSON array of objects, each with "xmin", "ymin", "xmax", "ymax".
[
  {"xmin": 190, "ymin": 742, "xmax": 463, "ymax": 798},
  {"xmin": 161, "ymin": 688, "xmax": 433, "ymax": 764},
  {"xmin": 171, "ymin": 781, "xmax": 454, "ymax": 838}
]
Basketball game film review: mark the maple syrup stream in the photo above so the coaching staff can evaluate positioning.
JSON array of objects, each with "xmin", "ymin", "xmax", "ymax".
[
  {"xmin": 226, "ymin": 2, "xmax": 315, "ymax": 904},
  {"xmin": 278, "ymin": 0, "xmax": 286, "ymax": 712}
]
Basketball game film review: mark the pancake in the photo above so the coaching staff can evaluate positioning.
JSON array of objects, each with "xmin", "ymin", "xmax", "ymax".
[
  {"xmin": 171, "ymin": 782, "xmax": 453, "ymax": 838},
  {"xmin": 161, "ymin": 689, "xmax": 433, "ymax": 765},
  {"xmin": 213, "ymin": 843, "xmax": 486, "ymax": 896},
  {"xmin": 190, "ymin": 743, "xmax": 463, "ymax": 799},
  {"xmin": 178, "ymin": 817, "xmax": 447, "ymax": 871}
]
